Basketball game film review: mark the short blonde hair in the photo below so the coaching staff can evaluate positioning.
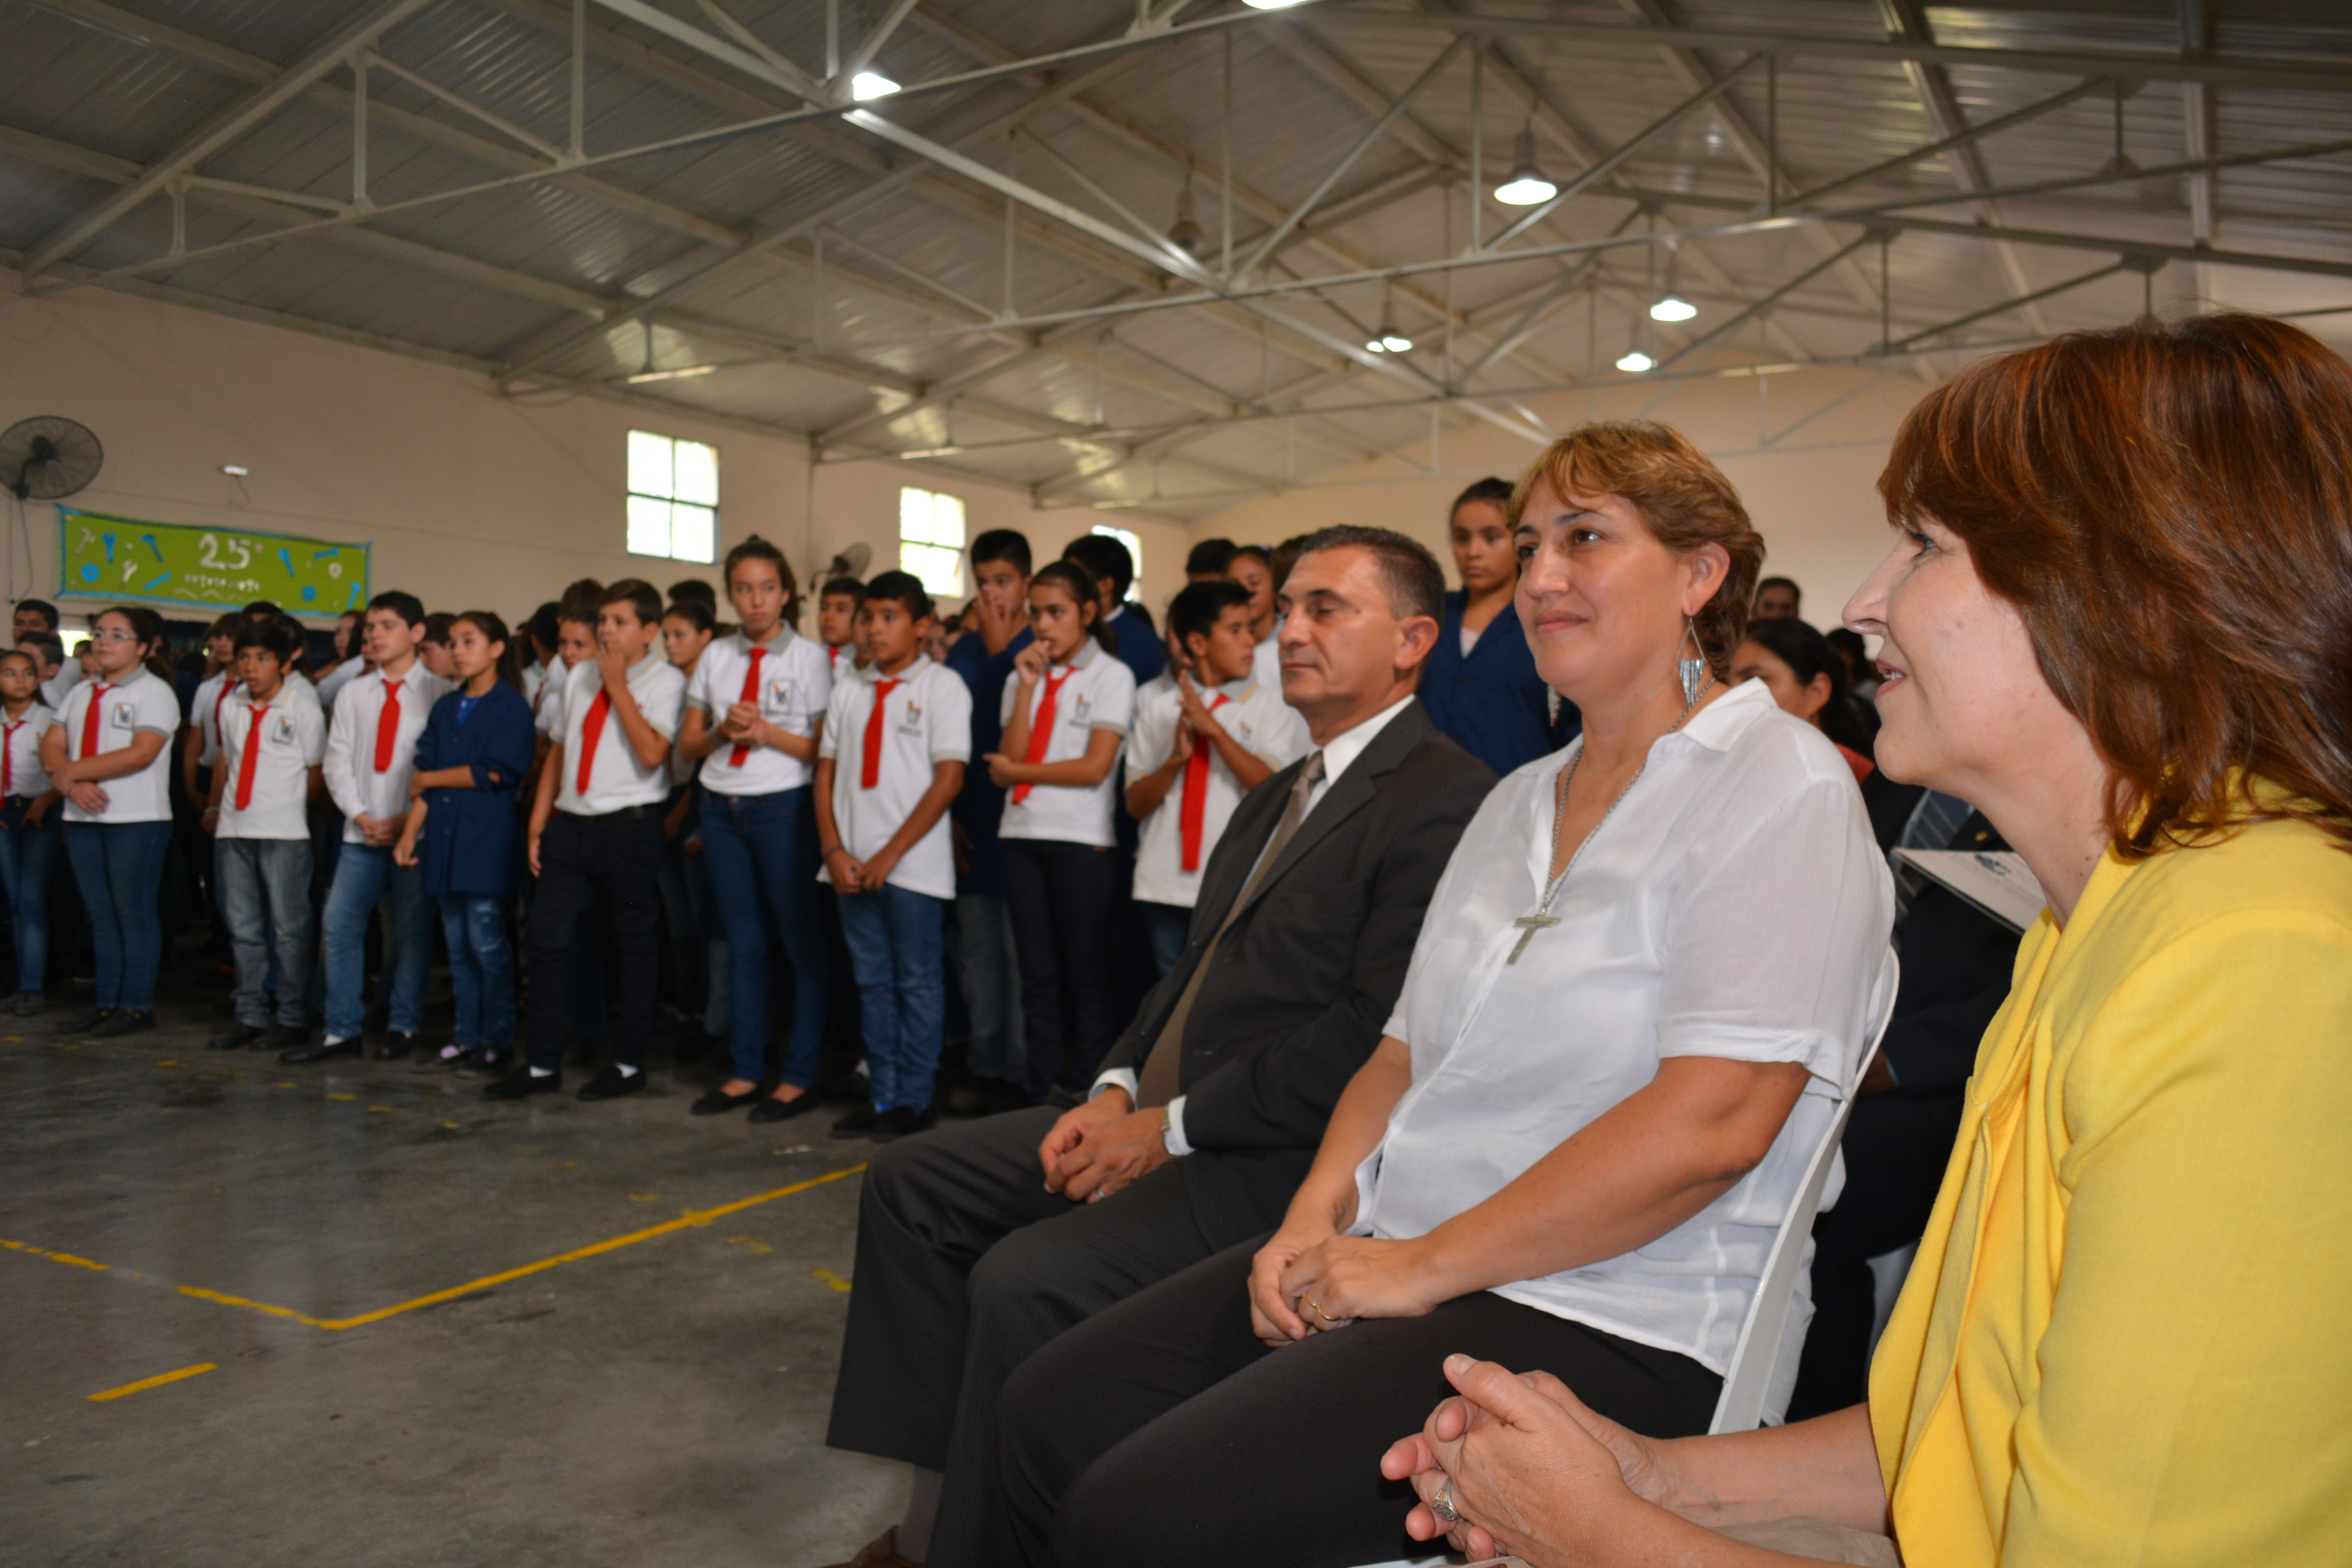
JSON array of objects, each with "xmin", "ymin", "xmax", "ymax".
[{"xmin": 1510, "ymin": 421, "xmax": 1763, "ymax": 674}]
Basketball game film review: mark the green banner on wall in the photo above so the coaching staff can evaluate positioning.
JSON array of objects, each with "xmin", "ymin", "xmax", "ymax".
[{"xmin": 57, "ymin": 507, "xmax": 370, "ymax": 617}]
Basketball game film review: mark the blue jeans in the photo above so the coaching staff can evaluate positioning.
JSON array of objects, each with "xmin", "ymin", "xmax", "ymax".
[
  {"xmin": 1136, "ymin": 900, "xmax": 1192, "ymax": 980},
  {"xmin": 698, "ymin": 786, "xmax": 829, "ymax": 1089},
  {"xmin": 320, "ymin": 841, "xmax": 433, "ymax": 1040},
  {"xmin": 838, "ymin": 882, "xmax": 948, "ymax": 1111},
  {"xmin": 216, "ymin": 838, "xmax": 315, "ymax": 1028},
  {"xmin": 439, "ymin": 893, "xmax": 516, "ymax": 1051},
  {"xmin": 0, "ymin": 804, "xmax": 62, "ymax": 993},
  {"xmin": 954, "ymin": 891, "xmax": 1025, "ymax": 1085},
  {"xmin": 64, "ymin": 820, "xmax": 172, "ymax": 1012}
]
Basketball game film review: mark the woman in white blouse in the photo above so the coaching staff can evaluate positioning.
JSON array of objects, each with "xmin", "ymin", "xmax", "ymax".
[{"xmin": 993, "ymin": 422, "xmax": 1892, "ymax": 1568}]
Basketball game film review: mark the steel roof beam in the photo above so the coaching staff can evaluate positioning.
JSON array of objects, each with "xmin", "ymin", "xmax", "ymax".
[
  {"xmin": 1657, "ymin": 232, "xmax": 1879, "ymax": 371},
  {"xmin": 22, "ymin": 0, "xmax": 436, "ymax": 279}
]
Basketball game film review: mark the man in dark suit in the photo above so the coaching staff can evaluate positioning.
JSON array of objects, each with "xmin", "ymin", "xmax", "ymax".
[
  {"xmin": 821, "ymin": 526, "xmax": 1495, "ymax": 1568},
  {"xmin": 1788, "ymin": 802, "xmax": 2023, "ymax": 1418}
]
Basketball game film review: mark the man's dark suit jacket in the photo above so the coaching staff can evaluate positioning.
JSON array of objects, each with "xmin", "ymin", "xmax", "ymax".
[{"xmin": 1098, "ymin": 697, "xmax": 1495, "ymax": 1241}]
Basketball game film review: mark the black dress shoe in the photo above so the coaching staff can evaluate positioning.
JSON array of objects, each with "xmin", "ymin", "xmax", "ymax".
[
  {"xmin": 869, "ymin": 1105, "xmax": 938, "ymax": 1144},
  {"xmin": 829, "ymin": 1104, "xmax": 883, "ymax": 1139},
  {"xmin": 948, "ymin": 1076, "xmax": 1033, "ymax": 1117},
  {"xmin": 576, "ymin": 1064, "xmax": 645, "ymax": 1101},
  {"xmin": 279, "ymin": 1036, "xmax": 363, "ymax": 1065},
  {"xmin": 94, "ymin": 1010, "xmax": 155, "ymax": 1038},
  {"xmin": 484, "ymin": 1067, "xmax": 560, "ymax": 1100},
  {"xmin": 208, "ymin": 1022, "xmax": 266, "ymax": 1051},
  {"xmin": 690, "ymin": 1085, "xmax": 761, "ymax": 1116},
  {"xmin": 260, "ymin": 1022, "xmax": 309, "ymax": 1052},
  {"xmin": 453, "ymin": 1048, "xmax": 511, "ymax": 1080},
  {"xmin": 371, "ymin": 1032, "xmax": 417, "ymax": 1062},
  {"xmin": 52, "ymin": 1007, "xmax": 110, "ymax": 1035},
  {"xmin": 749, "ymin": 1089, "xmax": 824, "ymax": 1125}
]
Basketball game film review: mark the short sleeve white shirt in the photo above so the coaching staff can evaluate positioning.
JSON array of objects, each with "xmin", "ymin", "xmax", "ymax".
[
  {"xmin": 314, "ymin": 655, "xmax": 367, "ymax": 711},
  {"xmin": 1128, "ymin": 675, "xmax": 1310, "ymax": 908},
  {"xmin": 1252, "ymin": 631, "xmax": 1281, "ymax": 693},
  {"xmin": 2, "ymin": 704, "xmax": 54, "ymax": 799},
  {"xmin": 1354, "ymin": 679, "xmax": 1893, "ymax": 1380},
  {"xmin": 998, "ymin": 639, "xmax": 1136, "ymax": 849},
  {"xmin": 554, "ymin": 651, "xmax": 687, "ymax": 815},
  {"xmin": 816, "ymin": 656, "xmax": 972, "ymax": 900},
  {"xmin": 324, "ymin": 664, "xmax": 452, "ymax": 842},
  {"xmin": 687, "ymin": 627, "xmax": 832, "ymax": 796},
  {"xmin": 216, "ymin": 684, "xmax": 327, "ymax": 840},
  {"xmin": 535, "ymin": 660, "xmax": 577, "ymax": 737},
  {"xmin": 192, "ymin": 670, "xmax": 236, "ymax": 768},
  {"xmin": 53, "ymin": 669, "xmax": 180, "ymax": 824}
]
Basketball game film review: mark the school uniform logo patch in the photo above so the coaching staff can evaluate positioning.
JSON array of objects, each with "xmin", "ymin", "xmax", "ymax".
[
  {"xmin": 109, "ymin": 701, "xmax": 135, "ymax": 731},
  {"xmin": 898, "ymin": 697, "xmax": 925, "ymax": 733},
  {"xmin": 272, "ymin": 715, "xmax": 296, "ymax": 745},
  {"xmin": 1067, "ymin": 695, "xmax": 1093, "ymax": 728}
]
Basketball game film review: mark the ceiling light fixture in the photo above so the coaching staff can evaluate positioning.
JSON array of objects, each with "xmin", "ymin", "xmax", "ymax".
[
  {"xmin": 1240, "ymin": 0, "xmax": 1310, "ymax": 9},
  {"xmin": 220, "ymin": 463, "xmax": 250, "ymax": 477},
  {"xmin": 1650, "ymin": 243, "xmax": 1695, "ymax": 321},
  {"xmin": 1168, "ymin": 171, "xmax": 1206, "ymax": 258},
  {"xmin": 1365, "ymin": 290, "xmax": 1413, "ymax": 354},
  {"xmin": 1615, "ymin": 348, "xmax": 1655, "ymax": 374},
  {"xmin": 626, "ymin": 365, "xmax": 719, "ymax": 384},
  {"xmin": 850, "ymin": 71, "xmax": 900, "ymax": 100},
  {"xmin": 1492, "ymin": 126, "xmax": 1558, "ymax": 207}
]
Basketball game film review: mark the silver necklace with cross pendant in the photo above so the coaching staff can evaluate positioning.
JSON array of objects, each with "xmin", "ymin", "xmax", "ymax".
[{"xmin": 1508, "ymin": 675, "xmax": 1713, "ymax": 964}]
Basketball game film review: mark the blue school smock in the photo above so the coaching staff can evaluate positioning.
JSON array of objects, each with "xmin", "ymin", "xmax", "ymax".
[
  {"xmin": 410, "ymin": 680, "xmax": 535, "ymax": 898},
  {"xmin": 1420, "ymin": 591, "xmax": 1580, "ymax": 777}
]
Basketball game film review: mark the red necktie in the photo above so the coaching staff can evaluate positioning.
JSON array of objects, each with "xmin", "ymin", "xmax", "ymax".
[
  {"xmin": 1178, "ymin": 692, "xmax": 1232, "ymax": 871},
  {"xmin": 3, "ymin": 719, "xmax": 20, "ymax": 794},
  {"xmin": 574, "ymin": 689, "xmax": 612, "ymax": 795},
  {"xmin": 234, "ymin": 706, "xmax": 270, "ymax": 811},
  {"xmin": 728, "ymin": 647, "xmax": 765, "ymax": 767},
  {"xmin": 861, "ymin": 679, "xmax": 903, "ymax": 789},
  {"xmin": 78, "ymin": 683, "xmax": 113, "ymax": 759},
  {"xmin": 1011, "ymin": 669, "xmax": 1073, "ymax": 805},
  {"xmin": 373, "ymin": 677, "xmax": 401, "ymax": 771}
]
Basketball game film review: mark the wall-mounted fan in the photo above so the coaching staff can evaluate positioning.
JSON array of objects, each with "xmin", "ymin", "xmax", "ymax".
[
  {"xmin": 1, "ymin": 417, "xmax": 103, "ymax": 502},
  {"xmin": 817, "ymin": 541, "xmax": 873, "ymax": 582}
]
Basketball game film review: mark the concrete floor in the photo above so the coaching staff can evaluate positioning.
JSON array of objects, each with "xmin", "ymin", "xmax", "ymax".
[{"xmin": 0, "ymin": 971, "xmax": 908, "ymax": 1567}]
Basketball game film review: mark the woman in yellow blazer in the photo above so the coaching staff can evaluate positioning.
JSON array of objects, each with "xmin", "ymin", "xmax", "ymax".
[{"xmin": 1370, "ymin": 312, "xmax": 2352, "ymax": 1566}]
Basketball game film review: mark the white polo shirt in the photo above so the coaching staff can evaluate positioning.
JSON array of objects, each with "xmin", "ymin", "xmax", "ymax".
[
  {"xmin": 688, "ymin": 627, "xmax": 833, "ymax": 796},
  {"xmin": 998, "ymin": 638, "xmax": 1136, "ymax": 849},
  {"xmin": 192, "ymin": 670, "xmax": 236, "ymax": 769},
  {"xmin": 2, "ymin": 702, "xmax": 54, "ymax": 800},
  {"xmin": 1127, "ymin": 675, "xmax": 1311, "ymax": 908},
  {"xmin": 1252, "ymin": 632, "xmax": 1281, "ymax": 693},
  {"xmin": 314, "ymin": 655, "xmax": 368, "ymax": 711},
  {"xmin": 325, "ymin": 663, "xmax": 452, "ymax": 842},
  {"xmin": 816, "ymin": 655, "xmax": 972, "ymax": 901},
  {"xmin": 52, "ymin": 668, "xmax": 180, "ymax": 824},
  {"xmin": 216, "ymin": 683, "xmax": 327, "ymax": 841},
  {"xmin": 534, "ymin": 658, "xmax": 581, "ymax": 737},
  {"xmin": 550, "ymin": 650, "xmax": 686, "ymax": 816}
]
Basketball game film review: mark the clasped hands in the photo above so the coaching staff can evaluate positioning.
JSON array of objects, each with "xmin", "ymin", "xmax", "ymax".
[
  {"xmin": 1381, "ymin": 1355, "xmax": 1675, "ymax": 1567},
  {"xmin": 1248, "ymin": 1219, "xmax": 1452, "ymax": 1348},
  {"xmin": 1035, "ymin": 1087, "xmax": 1169, "ymax": 1204}
]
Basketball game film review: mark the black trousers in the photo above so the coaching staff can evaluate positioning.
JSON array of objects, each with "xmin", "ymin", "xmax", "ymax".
[
  {"xmin": 1787, "ymin": 1088, "xmax": 1964, "ymax": 1419},
  {"xmin": 526, "ymin": 809, "xmax": 662, "ymax": 1072},
  {"xmin": 826, "ymin": 1107, "xmax": 1295, "ymax": 1568},
  {"xmin": 998, "ymin": 1243, "xmax": 1722, "ymax": 1568},
  {"xmin": 999, "ymin": 838, "xmax": 1121, "ymax": 1100}
]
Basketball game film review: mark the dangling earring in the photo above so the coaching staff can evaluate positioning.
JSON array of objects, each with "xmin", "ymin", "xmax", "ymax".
[{"xmin": 1678, "ymin": 619, "xmax": 1707, "ymax": 706}]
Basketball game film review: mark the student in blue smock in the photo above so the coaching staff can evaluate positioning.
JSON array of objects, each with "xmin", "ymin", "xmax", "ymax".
[
  {"xmin": 1419, "ymin": 475, "xmax": 1579, "ymax": 775},
  {"xmin": 395, "ymin": 610, "xmax": 535, "ymax": 1074}
]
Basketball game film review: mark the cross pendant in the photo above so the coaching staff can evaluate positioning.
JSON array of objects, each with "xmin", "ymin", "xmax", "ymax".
[{"xmin": 1506, "ymin": 911, "xmax": 1561, "ymax": 965}]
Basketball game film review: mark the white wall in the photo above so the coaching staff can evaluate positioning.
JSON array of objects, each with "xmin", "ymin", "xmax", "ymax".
[
  {"xmin": 0, "ymin": 278, "xmax": 1185, "ymax": 630},
  {"xmin": 1185, "ymin": 367, "xmax": 1928, "ymax": 630}
]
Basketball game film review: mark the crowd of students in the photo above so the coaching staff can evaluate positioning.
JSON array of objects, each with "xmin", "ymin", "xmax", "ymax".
[{"xmin": 0, "ymin": 505, "xmax": 1573, "ymax": 1147}]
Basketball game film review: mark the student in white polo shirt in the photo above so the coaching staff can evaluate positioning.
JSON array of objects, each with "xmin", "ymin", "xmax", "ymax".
[
  {"xmin": 204, "ymin": 618, "xmax": 327, "ymax": 1053},
  {"xmin": 984, "ymin": 559, "xmax": 1138, "ymax": 1103},
  {"xmin": 0, "ymin": 648, "xmax": 60, "ymax": 1016},
  {"xmin": 40, "ymin": 605, "xmax": 181, "ymax": 1038},
  {"xmin": 1227, "ymin": 543, "xmax": 1282, "ymax": 691},
  {"xmin": 674, "ymin": 536, "xmax": 836, "ymax": 1123},
  {"xmin": 814, "ymin": 571, "xmax": 971, "ymax": 1143},
  {"xmin": 490, "ymin": 579, "xmax": 685, "ymax": 1104},
  {"xmin": 1124, "ymin": 580, "xmax": 1310, "ymax": 977},
  {"xmin": 284, "ymin": 591, "xmax": 450, "ymax": 1066}
]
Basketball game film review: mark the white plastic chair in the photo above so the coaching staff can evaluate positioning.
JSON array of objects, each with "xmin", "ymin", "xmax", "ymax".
[
  {"xmin": 1706, "ymin": 945, "xmax": 1900, "ymax": 1434},
  {"xmin": 1352, "ymin": 947, "xmax": 1901, "ymax": 1568}
]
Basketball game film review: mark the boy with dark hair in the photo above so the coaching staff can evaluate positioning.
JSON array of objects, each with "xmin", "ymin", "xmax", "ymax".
[
  {"xmin": 818, "ymin": 575, "xmax": 865, "ymax": 676},
  {"xmin": 20, "ymin": 631, "xmax": 69, "ymax": 710},
  {"xmin": 207, "ymin": 618, "xmax": 327, "ymax": 1051},
  {"xmin": 1063, "ymin": 534, "xmax": 1165, "ymax": 686},
  {"xmin": 816, "ymin": 571, "xmax": 971, "ymax": 1140},
  {"xmin": 1184, "ymin": 539, "xmax": 1238, "ymax": 582},
  {"xmin": 492, "ymin": 578, "xmax": 684, "ymax": 1102},
  {"xmin": 286, "ymin": 590, "xmax": 450, "ymax": 1063},
  {"xmin": 1123, "ymin": 580, "xmax": 1308, "ymax": 974},
  {"xmin": 942, "ymin": 529, "xmax": 1035, "ymax": 1115},
  {"xmin": 668, "ymin": 578, "xmax": 719, "ymax": 617}
]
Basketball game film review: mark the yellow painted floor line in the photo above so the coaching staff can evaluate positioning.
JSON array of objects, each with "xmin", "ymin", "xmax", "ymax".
[
  {"xmin": 6, "ymin": 1164, "xmax": 867, "ymax": 1336},
  {"xmin": 88, "ymin": 1363, "xmax": 216, "ymax": 1401}
]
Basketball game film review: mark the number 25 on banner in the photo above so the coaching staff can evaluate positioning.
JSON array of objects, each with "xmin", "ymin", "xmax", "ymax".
[{"xmin": 57, "ymin": 507, "xmax": 369, "ymax": 615}]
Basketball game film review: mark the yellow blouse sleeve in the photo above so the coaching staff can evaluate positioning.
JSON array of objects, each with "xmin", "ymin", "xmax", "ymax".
[{"xmin": 2004, "ymin": 907, "xmax": 2352, "ymax": 1564}]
